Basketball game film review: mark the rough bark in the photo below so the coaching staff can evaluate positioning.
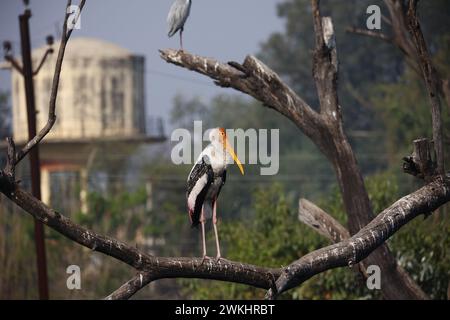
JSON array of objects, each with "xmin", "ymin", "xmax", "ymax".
[
  {"xmin": 299, "ymin": 199, "xmax": 369, "ymax": 280},
  {"xmin": 105, "ymin": 272, "xmax": 154, "ymax": 300},
  {"xmin": 299, "ymin": 199, "xmax": 349, "ymax": 243},
  {"xmin": 266, "ymin": 176, "xmax": 450, "ymax": 299},
  {"xmin": 403, "ymin": 138, "xmax": 437, "ymax": 181}
]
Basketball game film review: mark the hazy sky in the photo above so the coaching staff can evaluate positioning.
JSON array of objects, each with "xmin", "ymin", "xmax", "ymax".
[{"xmin": 0, "ymin": 0, "xmax": 284, "ymax": 127}]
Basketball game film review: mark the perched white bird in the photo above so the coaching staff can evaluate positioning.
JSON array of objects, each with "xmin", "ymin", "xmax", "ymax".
[
  {"xmin": 167, "ymin": 0, "xmax": 192, "ymax": 50},
  {"xmin": 186, "ymin": 128, "xmax": 244, "ymax": 261}
]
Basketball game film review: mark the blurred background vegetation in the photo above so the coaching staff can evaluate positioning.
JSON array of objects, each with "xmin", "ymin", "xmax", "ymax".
[{"xmin": 0, "ymin": 0, "xmax": 449, "ymax": 299}]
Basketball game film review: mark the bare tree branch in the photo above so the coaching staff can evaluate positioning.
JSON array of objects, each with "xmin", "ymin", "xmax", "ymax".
[
  {"xmin": 266, "ymin": 176, "xmax": 450, "ymax": 299},
  {"xmin": 0, "ymin": 180, "xmax": 280, "ymax": 293},
  {"xmin": 299, "ymin": 199, "xmax": 369, "ymax": 281},
  {"xmin": 159, "ymin": 49, "xmax": 327, "ymax": 152},
  {"xmin": 299, "ymin": 199, "xmax": 369, "ymax": 280},
  {"xmin": 105, "ymin": 272, "xmax": 153, "ymax": 300},
  {"xmin": 403, "ymin": 138, "xmax": 437, "ymax": 181},
  {"xmin": 32, "ymin": 47, "xmax": 54, "ymax": 76},
  {"xmin": 299, "ymin": 199, "xmax": 349, "ymax": 243},
  {"xmin": 4, "ymin": 138, "xmax": 16, "ymax": 179},
  {"xmin": 346, "ymin": 27, "xmax": 393, "ymax": 43},
  {"xmin": 406, "ymin": 0, "xmax": 445, "ymax": 176},
  {"xmin": 15, "ymin": 0, "xmax": 86, "ymax": 165}
]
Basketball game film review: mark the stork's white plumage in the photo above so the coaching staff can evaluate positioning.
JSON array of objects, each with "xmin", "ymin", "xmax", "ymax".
[{"xmin": 186, "ymin": 128, "xmax": 244, "ymax": 261}]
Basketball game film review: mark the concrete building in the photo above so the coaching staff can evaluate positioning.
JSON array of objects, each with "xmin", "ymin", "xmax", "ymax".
[
  {"xmin": 12, "ymin": 37, "xmax": 147, "ymax": 142},
  {"xmin": 8, "ymin": 37, "xmax": 164, "ymax": 212}
]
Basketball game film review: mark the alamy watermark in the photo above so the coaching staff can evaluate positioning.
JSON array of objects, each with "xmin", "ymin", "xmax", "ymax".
[
  {"xmin": 366, "ymin": 5, "xmax": 381, "ymax": 30},
  {"xmin": 67, "ymin": 5, "xmax": 82, "ymax": 30},
  {"xmin": 171, "ymin": 121, "xmax": 280, "ymax": 175},
  {"xmin": 66, "ymin": 265, "xmax": 81, "ymax": 290},
  {"xmin": 366, "ymin": 264, "xmax": 381, "ymax": 290}
]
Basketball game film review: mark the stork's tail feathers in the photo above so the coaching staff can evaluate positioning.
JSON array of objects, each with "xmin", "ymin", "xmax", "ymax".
[
  {"xmin": 188, "ymin": 207, "xmax": 200, "ymax": 228},
  {"xmin": 168, "ymin": 29, "xmax": 177, "ymax": 38}
]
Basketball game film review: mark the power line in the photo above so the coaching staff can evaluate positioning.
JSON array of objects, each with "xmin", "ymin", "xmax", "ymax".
[{"xmin": 145, "ymin": 68, "xmax": 215, "ymax": 88}]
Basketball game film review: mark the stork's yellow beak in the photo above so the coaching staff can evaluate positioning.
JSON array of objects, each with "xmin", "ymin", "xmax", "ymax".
[{"xmin": 223, "ymin": 137, "xmax": 244, "ymax": 175}]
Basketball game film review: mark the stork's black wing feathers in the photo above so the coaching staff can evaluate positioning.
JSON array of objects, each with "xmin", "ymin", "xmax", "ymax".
[
  {"xmin": 216, "ymin": 169, "xmax": 226, "ymax": 198},
  {"xmin": 186, "ymin": 155, "xmax": 213, "ymax": 227}
]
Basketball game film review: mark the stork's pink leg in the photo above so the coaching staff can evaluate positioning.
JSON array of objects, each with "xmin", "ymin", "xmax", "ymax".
[
  {"xmin": 200, "ymin": 206, "xmax": 210, "ymax": 265},
  {"xmin": 212, "ymin": 199, "xmax": 222, "ymax": 261},
  {"xmin": 180, "ymin": 28, "xmax": 184, "ymax": 51}
]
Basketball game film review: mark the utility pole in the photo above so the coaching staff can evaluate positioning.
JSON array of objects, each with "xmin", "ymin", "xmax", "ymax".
[
  {"xmin": 19, "ymin": 8, "xmax": 49, "ymax": 301},
  {"xmin": 3, "ymin": 1, "xmax": 54, "ymax": 300}
]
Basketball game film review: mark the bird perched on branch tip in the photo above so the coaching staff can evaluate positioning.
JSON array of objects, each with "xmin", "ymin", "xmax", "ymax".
[{"xmin": 167, "ymin": 0, "xmax": 192, "ymax": 51}]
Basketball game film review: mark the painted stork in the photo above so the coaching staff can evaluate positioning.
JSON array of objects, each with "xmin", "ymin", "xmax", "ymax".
[{"xmin": 187, "ymin": 128, "xmax": 244, "ymax": 261}]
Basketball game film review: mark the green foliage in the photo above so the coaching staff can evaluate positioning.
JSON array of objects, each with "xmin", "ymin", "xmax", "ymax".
[
  {"xmin": 74, "ymin": 187, "xmax": 147, "ymax": 232},
  {"xmin": 391, "ymin": 211, "xmax": 450, "ymax": 299},
  {"xmin": 51, "ymin": 187, "xmax": 155, "ymax": 299},
  {"xmin": 0, "ymin": 198, "xmax": 39, "ymax": 299},
  {"xmin": 370, "ymin": 69, "xmax": 450, "ymax": 166},
  {"xmin": 170, "ymin": 94, "xmax": 208, "ymax": 130}
]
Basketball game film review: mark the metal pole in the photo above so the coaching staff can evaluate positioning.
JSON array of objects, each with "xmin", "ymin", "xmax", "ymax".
[{"xmin": 19, "ymin": 8, "xmax": 49, "ymax": 300}]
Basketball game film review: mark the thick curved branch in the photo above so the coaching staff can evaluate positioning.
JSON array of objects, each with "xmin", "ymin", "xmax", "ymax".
[
  {"xmin": 0, "ymin": 178, "xmax": 280, "ymax": 297},
  {"xmin": 299, "ymin": 195, "xmax": 430, "ymax": 298},
  {"xmin": 159, "ymin": 49, "xmax": 329, "ymax": 154},
  {"xmin": 3, "ymin": 184, "xmax": 153, "ymax": 269},
  {"xmin": 266, "ymin": 176, "xmax": 450, "ymax": 299},
  {"xmin": 15, "ymin": 0, "xmax": 86, "ymax": 165}
]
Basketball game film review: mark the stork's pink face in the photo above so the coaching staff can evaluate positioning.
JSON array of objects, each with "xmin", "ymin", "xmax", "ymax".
[{"xmin": 217, "ymin": 128, "xmax": 244, "ymax": 175}]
